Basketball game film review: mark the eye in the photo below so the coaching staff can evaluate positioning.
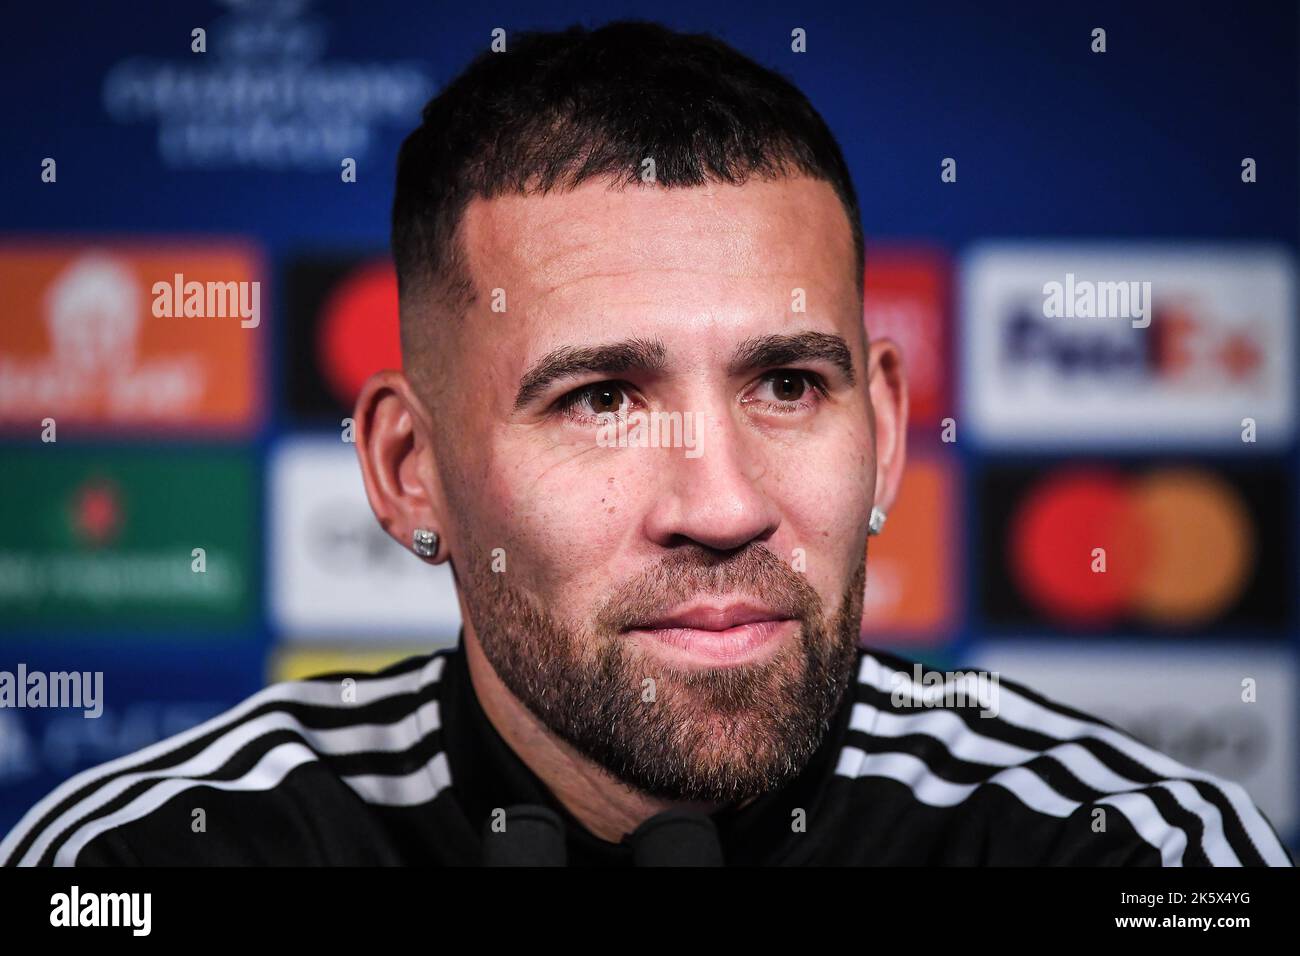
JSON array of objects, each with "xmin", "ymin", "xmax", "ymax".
[
  {"xmin": 743, "ymin": 369, "xmax": 827, "ymax": 413},
  {"xmin": 553, "ymin": 381, "xmax": 634, "ymax": 423},
  {"xmin": 769, "ymin": 371, "xmax": 808, "ymax": 402}
]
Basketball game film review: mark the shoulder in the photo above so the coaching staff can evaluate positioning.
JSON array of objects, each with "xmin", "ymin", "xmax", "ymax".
[
  {"xmin": 834, "ymin": 647, "xmax": 1293, "ymax": 866},
  {"xmin": 0, "ymin": 651, "xmax": 453, "ymax": 866}
]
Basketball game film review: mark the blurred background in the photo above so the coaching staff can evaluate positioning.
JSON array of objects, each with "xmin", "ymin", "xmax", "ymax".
[{"xmin": 0, "ymin": 0, "xmax": 1296, "ymax": 851}]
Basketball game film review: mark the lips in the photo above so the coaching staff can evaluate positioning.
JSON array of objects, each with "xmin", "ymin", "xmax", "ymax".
[
  {"xmin": 625, "ymin": 600, "xmax": 798, "ymax": 666},
  {"xmin": 632, "ymin": 601, "xmax": 789, "ymax": 632}
]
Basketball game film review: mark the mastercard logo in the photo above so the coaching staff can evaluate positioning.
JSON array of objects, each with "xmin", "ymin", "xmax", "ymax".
[
  {"xmin": 1009, "ymin": 467, "xmax": 1253, "ymax": 627},
  {"xmin": 317, "ymin": 260, "xmax": 402, "ymax": 408}
]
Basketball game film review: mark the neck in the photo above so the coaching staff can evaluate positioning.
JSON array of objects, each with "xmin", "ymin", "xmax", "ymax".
[{"xmin": 463, "ymin": 633, "xmax": 719, "ymax": 842}]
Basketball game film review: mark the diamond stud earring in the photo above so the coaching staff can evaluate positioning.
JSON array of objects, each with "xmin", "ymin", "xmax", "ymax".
[
  {"xmin": 868, "ymin": 507, "xmax": 887, "ymax": 536},
  {"xmin": 412, "ymin": 528, "xmax": 440, "ymax": 558}
]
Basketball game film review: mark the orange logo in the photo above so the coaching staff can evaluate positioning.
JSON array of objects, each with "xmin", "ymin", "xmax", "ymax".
[
  {"xmin": 0, "ymin": 243, "xmax": 263, "ymax": 433},
  {"xmin": 861, "ymin": 453, "xmax": 959, "ymax": 643}
]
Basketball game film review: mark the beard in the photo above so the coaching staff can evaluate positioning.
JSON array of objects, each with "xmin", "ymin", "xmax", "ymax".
[{"xmin": 459, "ymin": 542, "xmax": 865, "ymax": 804}]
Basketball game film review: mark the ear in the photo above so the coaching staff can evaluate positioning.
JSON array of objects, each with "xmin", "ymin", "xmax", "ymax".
[
  {"xmin": 866, "ymin": 338, "xmax": 908, "ymax": 515},
  {"xmin": 353, "ymin": 370, "xmax": 449, "ymax": 563}
]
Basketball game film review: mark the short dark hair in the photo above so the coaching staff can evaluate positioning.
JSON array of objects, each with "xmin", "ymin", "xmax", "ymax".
[{"xmin": 392, "ymin": 20, "xmax": 864, "ymax": 351}]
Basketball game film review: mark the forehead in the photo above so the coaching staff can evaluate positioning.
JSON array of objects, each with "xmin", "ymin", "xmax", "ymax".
[{"xmin": 459, "ymin": 176, "xmax": 858, "ymax": 311}]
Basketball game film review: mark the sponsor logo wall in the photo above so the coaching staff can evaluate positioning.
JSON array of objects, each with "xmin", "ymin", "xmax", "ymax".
[
  {"xmin": 960, "ymin": 242, "xmax": 1298, "ymax": 849},
  {"xmin": 1, "ymin": 230, "xmax": 1295, "ymax": 850},
  {"xmin": 0, "ymin": 239, "xmax": 268, "ymax": 833},
  {"xmin": 3, "ymin": 0, "xmax": 1299, "ymax": 848}
]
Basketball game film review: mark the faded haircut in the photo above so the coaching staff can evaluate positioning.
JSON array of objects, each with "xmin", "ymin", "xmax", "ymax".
[{"xmin": 391, "ymin": 20, "xmax": 865, "ymax": 368}]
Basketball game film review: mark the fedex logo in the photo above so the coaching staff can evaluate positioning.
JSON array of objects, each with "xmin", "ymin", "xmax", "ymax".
[
  {"xmin": 963, "ymin": 245, "xmax": 1294, "ymax": 448},
  {"xmin": 1002, "ymin": 301, "xmax": 1264, "ymax": 384}
]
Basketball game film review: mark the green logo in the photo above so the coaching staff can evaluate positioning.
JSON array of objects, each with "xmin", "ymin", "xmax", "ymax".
[{"xmin": 0, "ymin": 451, "xmax": 255, "ymax": 629}]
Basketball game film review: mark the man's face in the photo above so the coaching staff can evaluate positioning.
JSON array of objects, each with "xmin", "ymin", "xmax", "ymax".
[{"xmin": 424, "ymin": 176, "xmax": 887, "ymax": 801}]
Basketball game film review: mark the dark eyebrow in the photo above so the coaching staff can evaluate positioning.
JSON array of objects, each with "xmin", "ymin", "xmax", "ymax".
[
  {"xmin": 514, "ymin": 338, "xmax": 668, "ymax": 409},
  {"xmin": 728, "ymin": 332, "xmax": 856, "ymax": 385}
]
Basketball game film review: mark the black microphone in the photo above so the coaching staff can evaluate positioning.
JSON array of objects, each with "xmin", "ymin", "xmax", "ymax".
[
  {"xmin": 481, "ymin": 804, "xmax": 568, "ymax": 866},
  {"xmin": 628, "ymin": 809, "xmax": 724, "ymax": 866}
]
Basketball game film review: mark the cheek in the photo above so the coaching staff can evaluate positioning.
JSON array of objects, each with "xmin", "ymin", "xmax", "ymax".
[
  {"xmin": 474, "ymin": 437, "xmax": 657, "ymax": 601},
  {"xmin": 765, "ymin": 424, "xmax": 874, "ymax": 592}
]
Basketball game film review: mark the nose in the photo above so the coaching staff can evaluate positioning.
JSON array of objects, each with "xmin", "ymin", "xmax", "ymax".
[{"xmin": 640, "ymin": 412, "xmax": 781, "ymax": 553}]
